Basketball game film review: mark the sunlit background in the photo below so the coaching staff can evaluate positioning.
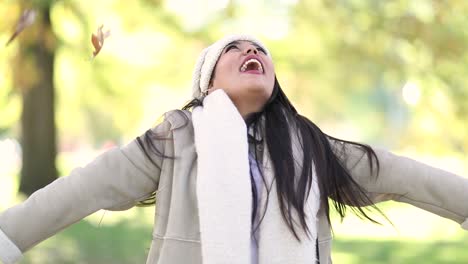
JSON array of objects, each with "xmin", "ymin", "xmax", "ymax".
[{"xmin": 0, "ymin": 0, "xmax": 467, "ymax": 263}]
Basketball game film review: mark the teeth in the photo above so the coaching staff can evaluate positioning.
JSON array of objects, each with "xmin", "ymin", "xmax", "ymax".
[{"xmin": 240, "ymin": 59, "xmax": 263, "ymax": 72}]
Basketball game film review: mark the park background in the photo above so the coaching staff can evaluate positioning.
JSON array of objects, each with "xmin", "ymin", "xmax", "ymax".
[{"xmin": 1, "ymin": 0, "xmax": 467, "ymax": 263}]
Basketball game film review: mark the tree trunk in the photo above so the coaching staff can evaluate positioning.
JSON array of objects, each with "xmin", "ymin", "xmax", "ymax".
[{"xmin": 17, "ymin": 4, "xmax": 57, "ymax": 195}]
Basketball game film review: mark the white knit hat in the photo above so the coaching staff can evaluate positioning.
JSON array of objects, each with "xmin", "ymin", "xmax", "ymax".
[{"xmin": 191, "ymin": 34, "xmax": 271, "ymax": 99}]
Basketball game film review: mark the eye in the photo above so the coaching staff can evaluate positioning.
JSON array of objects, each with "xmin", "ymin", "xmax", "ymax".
[
  {"xmin": 256, "ymin": 46, "xmax": 267, "ymax": 54},
  {"xmin": 224, "ymin": 44, "xmax": 238, "ymax": 53}
]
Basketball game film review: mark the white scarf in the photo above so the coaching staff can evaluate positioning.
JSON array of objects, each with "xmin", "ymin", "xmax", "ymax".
[{"xmin": 192, "ymin": 89, "xmax": 320, "ymax": 264}]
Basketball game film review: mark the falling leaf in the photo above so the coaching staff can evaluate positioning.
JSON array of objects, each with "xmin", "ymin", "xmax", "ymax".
[
  {"xmin": 91, "ymin": 25, "xmax": 111, "ymax": 58},
  {"xmin": 6, "ymin": 9, "xmax": 37, "ymax": 46}
]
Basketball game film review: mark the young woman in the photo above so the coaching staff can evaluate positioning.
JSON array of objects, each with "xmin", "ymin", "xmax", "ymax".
[{"xmin": 0, "ymin": 35, "xmax": 467, "ymax": 264}]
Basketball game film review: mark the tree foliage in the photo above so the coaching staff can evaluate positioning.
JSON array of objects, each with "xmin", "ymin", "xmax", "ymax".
[{"xmin": 0, "ymin": 0, "xmax": 466, "ymax": 187}]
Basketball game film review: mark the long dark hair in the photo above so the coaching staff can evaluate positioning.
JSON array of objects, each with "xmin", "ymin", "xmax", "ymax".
[{"xmin": 137, "ymin": 77, "xmax": 383, "ymax": 241}]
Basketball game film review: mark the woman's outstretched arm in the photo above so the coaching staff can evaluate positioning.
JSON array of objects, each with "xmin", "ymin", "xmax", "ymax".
[
  {"xmin": 334, "ymin": 141, "xmax": 468, "ymax": 229},
  {"xmin": 0, "ymin": 120, "xmax": 171, "ymax": 264}
]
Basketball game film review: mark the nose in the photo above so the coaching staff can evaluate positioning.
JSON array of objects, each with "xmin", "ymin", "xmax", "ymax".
[{"xmin": 243, "ymin": 45, "xmax": 258, "ymax": 55}]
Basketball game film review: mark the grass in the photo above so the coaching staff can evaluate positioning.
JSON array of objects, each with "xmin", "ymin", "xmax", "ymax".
[
  {"xmin": 330, "ymin": 202, "xmax": 468, "ymax": 264},
  {"xmin": 332, "ymin": 238, "xmax": 468, "ymax": 264},
  {"xmin": 18, "ymin": 209, "xmax": 155, "ymax": 264}
]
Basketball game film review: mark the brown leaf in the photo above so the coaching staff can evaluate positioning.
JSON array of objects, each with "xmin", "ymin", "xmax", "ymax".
[
  {"xmin": 6, "ymin": 9, "xmax": 37, "ymax": 46},
  {"xmin": 91, "ymin": 25, "xmax": 111, "ymax": 58}
]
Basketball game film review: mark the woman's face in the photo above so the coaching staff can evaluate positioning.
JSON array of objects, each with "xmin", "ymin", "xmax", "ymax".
[{"xmin": 208, "ymin": 40, "xmax": 275, "ymax": 112}]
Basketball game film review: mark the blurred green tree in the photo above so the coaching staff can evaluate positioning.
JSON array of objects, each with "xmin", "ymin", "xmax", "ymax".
[
  {"xmin": 284, "ymin": 0, "xmax": 467, "ymax": 153},
  {"xmin": 1, "ymin": 0, "xmax": 466, "ymax": 196}
]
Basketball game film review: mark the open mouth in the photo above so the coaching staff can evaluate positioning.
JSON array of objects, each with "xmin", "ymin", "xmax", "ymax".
[{"xmin": 240, "ymin": 57, "xmax": 264, "ymax": 73}]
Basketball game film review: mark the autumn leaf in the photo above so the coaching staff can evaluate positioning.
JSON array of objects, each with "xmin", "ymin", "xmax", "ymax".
[
  {"xmin": 91, "ymin": 25, "xmax": 111, "ymax": 58},
  {"xmin": 6, "ymin": 9, "xmax": 37, "ymax": 46}
]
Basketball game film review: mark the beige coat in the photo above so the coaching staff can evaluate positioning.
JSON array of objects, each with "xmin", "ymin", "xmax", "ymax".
[{"xmin": 0, "ymin": 110, "xmax": 467, "ymax": 264}]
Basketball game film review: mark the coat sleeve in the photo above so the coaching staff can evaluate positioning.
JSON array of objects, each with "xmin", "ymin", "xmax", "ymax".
[
  {"xmin": 0, "ymin": 120, "xmax": 172, "ymax": 264},
  {"xmin": 332, "ymin": 140, "xmax": 468, "ymax": 230}
]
